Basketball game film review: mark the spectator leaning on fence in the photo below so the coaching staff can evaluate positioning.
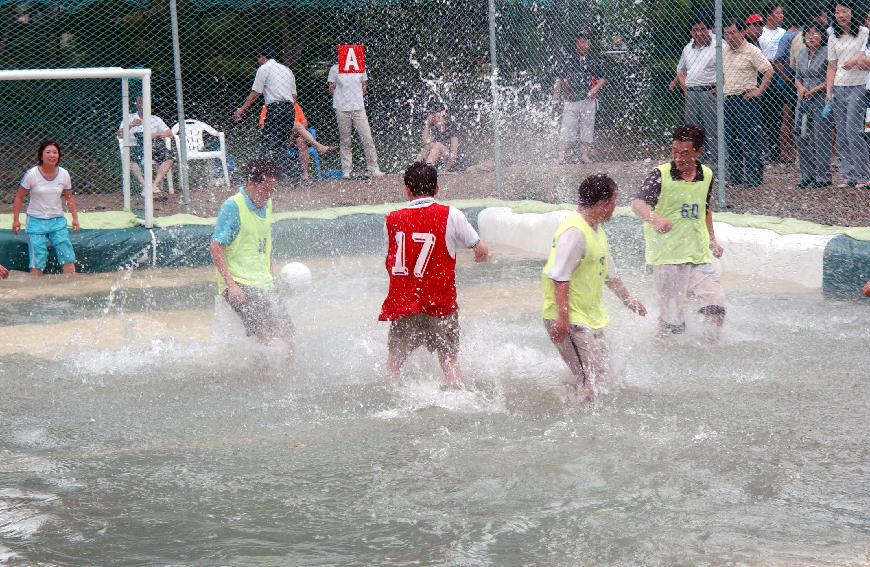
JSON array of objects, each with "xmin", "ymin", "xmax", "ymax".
[
  {"xmin": 234, "ymin": 47, "xmax": 297, "ymax": 179},
  {"xmin": 672, "ymin": 14, "xmax": 717, "ymax": 173},
  {"xmin": 826, "ymin": 1, "xmax": 870, "ymax": 188},
  {"xmin": 794, "ymin": 21, "xmax": 834, "ymax": 188},
  {"xmin": 758, "ymin": 3, "xmax": 786, "ymax": 164},
  {"xmin": 552, "ymin": 31, "xmax": 606, "ymax": 164},
  {"xmin": 327, "ymin": 59, "xmax": 384, "ymax": 179},
  {"xmin": 116, "ymin": 95, "xmax": 175, "ymax": 201},
  {"xmin": 722, "ymin": 19, "xmax": 774, "ymax": 188},
  {"xmin": 11, "ymin": 140, "xmax": 80, "ymax": 276}
]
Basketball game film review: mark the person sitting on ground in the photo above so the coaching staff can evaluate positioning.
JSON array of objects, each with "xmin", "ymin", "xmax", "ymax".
[
  {"xmin": 416, "ymin": 108, "xmax": 462, "ymax": 172},
  {"xmin": 258, "ymin": 102, "xmax": 335, "ymax": 183},
  {"xmin": 378, "ymin": 162, "xmax": 489, "ymax": 390},
  {"xmin": 11, "ymin": 140, "xmax": 80, "ymax": 276},
  {"xmin": 541, "ymin": 172, "xmax": 647, "ymax": 403},
  {"xmin": 116, "ymin": 96, "xmax": 175, "ymax": 201}
]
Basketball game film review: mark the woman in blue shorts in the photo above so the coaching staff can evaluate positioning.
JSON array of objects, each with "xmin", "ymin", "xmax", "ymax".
[{"xmin": 11, "ymin": 140, "xmax": 80, "ymax": 275}]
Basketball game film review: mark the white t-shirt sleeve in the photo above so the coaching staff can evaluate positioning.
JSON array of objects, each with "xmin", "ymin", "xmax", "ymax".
[
  {"xmin": 288, "ymin": 70, "xmax": 297, "ymax": 97},
  {"xmin": 19, "ymin": 168, "xmax": 36, "ymax": 191},
  {"xmin": 327, "ymin": 65, "xmax": 338, "ymax": 84},
  {"xmin": 445, "ymin": 207, "xmax": 480, "ymax": 258},
  {"xmin": 546, "ymin": 228, "xmax": 586, "ymax": 282},
  {"xmin": 252, "ymin": 64, "xmax": 268, "ymax": 93},
  {"xmin": 154, "ymin": 116, "xmax": 170, "ymax": 132},
  {"xmin": 677, "ymin": 45, "xmax": 689, "ymax": 74}
]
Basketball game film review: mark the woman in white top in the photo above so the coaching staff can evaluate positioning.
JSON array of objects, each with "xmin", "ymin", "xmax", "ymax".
[
  {"xmin": 825, "ymin": 1, "xmax": 870, "ymax": 187},
  {"xmin": 11, "ymin": 140, "xmax": 80, "ymax": 275}
]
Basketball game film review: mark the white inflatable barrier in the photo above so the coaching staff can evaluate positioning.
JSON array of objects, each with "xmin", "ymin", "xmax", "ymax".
[
  {"xmin": 478, "ymin": 207, "xmax": 834, "ymax": 290},
  {"xmin": 478, "ymin": 207, "xmax": 571, "ymax": 256},
  {"xmin": 712, "ymin": 223, "xmax": 833, "ymax": 289}
]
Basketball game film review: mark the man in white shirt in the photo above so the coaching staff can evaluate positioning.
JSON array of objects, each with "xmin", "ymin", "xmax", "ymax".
[
  {"xmin": 758, "ymin": 3, "xmax": 786, "ymax": 163},
  {"xmin": 674, "ymin": 15, "xmax": 718, "ymax": 172},
  {"xmin": 327, "ymin": 62, "xmax": 383, "ymax": 179},
  {"xmin": 234, "ymin": 47, "xmax": 297, "ymax": 177},
  {"xmin": 116, "ymin": 96, "xmax": 175, "ymax": 198}
]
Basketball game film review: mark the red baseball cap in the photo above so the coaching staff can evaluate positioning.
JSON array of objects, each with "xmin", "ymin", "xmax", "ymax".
[{"xmin": 746, "ymin": 14, "xmax": 763, "ymax": 24}]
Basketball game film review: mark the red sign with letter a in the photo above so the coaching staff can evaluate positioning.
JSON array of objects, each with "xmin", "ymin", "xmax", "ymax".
[{"xmin": 338, "ymin": 44, "xmax": 365, "ymax": 74}]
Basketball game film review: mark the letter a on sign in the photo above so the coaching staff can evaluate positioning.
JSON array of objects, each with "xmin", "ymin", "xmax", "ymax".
[{"xmin": 338, "ymin": 44, "xmax": 365, "ymax": 74}]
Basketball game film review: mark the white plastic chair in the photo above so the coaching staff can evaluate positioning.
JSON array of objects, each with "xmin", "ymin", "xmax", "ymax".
[
  {"xmin": 172, "ymin": 119, "xmax": 230, "ymax": 186},
  {"xmin": 117, "ymin": 136, "xmax": 175, "ymax": 193}
]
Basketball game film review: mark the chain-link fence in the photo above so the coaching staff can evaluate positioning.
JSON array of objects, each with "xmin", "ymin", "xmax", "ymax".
[{"xmin": 0, "ymin": 0, "xmax": 867, "ymax": 225}]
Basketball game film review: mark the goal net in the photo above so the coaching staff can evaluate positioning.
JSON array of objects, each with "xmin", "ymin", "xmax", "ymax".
[{"xmin": 0, "ymin": 67, "xmax": 157, "ymax": 228}]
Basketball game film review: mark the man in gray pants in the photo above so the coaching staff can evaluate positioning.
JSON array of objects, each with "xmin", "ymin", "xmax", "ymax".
[{"xmin": 673, "ymin": 14, "xmax": 718, "ymax": 173}]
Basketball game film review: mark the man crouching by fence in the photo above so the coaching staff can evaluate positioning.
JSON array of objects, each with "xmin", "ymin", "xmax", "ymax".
[{"xmin": 210, "ymin": 158, "xmax": 294, "ymax": 349}]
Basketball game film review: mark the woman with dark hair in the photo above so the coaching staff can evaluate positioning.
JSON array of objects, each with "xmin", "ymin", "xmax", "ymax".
[
  {"xmin": 825, "ymin": 1, "xmax": 870, "ymax": 187},
  {"xmin": 11, "ymin": 140, "xmax": 80, "ymax": 275},
  {"xmin": 795, "ymin": 21, "xmax": 834, "ymax": 187}
]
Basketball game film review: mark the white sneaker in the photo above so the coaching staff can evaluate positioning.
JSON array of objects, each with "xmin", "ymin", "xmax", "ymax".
[
  {"xmin": 341, "ymin": 172, "xmax": 352, "ymax": 180},
  {"xmin": 369, "ymin": 169, "xmax": 386, "ymax": 177}
]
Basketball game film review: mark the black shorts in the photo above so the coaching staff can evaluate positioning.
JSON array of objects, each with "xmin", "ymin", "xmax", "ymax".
[
  {"xmin": 134, "ymin": 133, "xmax": 175, "ymax": 164},
  {"xmin": 387, "ymin": 311, "xmax": 460, "ymax": 361},
  {"xmin": 223, "ymin": 284, "xmax": 294, "ymax": 340}
]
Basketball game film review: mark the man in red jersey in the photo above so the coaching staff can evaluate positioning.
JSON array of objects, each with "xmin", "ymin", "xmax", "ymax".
[{"xmin": 379, "ymin": 162, "xmax": 489, "ymax": 389}]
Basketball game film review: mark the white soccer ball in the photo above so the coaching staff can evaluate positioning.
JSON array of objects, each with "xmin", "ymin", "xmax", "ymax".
[{"xmin": 280, "ymin": 262, "xmax": 312, "ymax": 291}]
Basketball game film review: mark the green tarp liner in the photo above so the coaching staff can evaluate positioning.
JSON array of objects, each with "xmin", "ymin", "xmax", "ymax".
[
  {"xmin": 823, "ymin": 236, "xmax": 870, "ymax": 297},
  {"xmin": 0, "ymin": 200, "xmax": 866, "ymax": 275}
]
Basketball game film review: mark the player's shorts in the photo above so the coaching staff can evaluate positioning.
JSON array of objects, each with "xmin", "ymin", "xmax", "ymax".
[
  {"xmin": 223, "ymin": 284, "xmax": 294, "ymax": 340},
  {"xmin": 559, "ymin": 99, "xmax": 597, "ymax": 144},
  {"xmin": 653, "ymin": 263, "xmax": 726, "ymax": 332},
  {"xmin": 544, "ymin": 319, "xmax": 610, "ymax": 387},
  {"xmin": 26, "ymin": 215, "xmax": 76, "ymax": 270},
  {"xmin": 388, "ymin": 311, "xmax": 460, "ymax": 361}
]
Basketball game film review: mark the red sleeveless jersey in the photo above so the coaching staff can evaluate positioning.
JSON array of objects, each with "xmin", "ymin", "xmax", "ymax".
[{"xmin": 379, "ymin": 202, "xmax": 457, "ymax": 320}]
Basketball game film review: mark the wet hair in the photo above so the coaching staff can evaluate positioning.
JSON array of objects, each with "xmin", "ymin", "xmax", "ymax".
[
  {"xmin": 803, "ymin": 20, "xmax": 829, "ymax": 45},
  {"xmin": 253, "ymin": 46, "xmax": 274, "ymax": 60},
  {"xmin": 725, "ymin": 18, "xmax": 747, "ymax": 32},
  {"xmin": 672, "ymin": 124, "xmax": 705, "ymax": 150},
  {"xmin": 37, "ymin": 140, "xmax": 61, "ymax": 165},
  {"xmin": 762, "ymin": 2, "xmax": 782, "ymax": 18},
  {"xmin": 831, "ymin": 1, "xmax": 861, "ymax": 36},
  {"xmin": 689, "ymin": 12, "xmax": 711, "ymax": 29},
  {"xmin": 404, "ymin": 162, "xmax": 437, "ymax": 196},
  {"xmin": 577, "ymin": 173, "xmax": 617, "ymax": 208},
  {"xmin": 246, "ymin": 157, "xmax": 278, "ymax": 183}
]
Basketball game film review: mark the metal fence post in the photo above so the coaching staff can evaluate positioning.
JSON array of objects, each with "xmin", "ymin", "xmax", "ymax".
[
  {"xmin": 488, "ymin": 0, "xmax": 503, "ymax": 194},
  {"xmin": 715, "ymin": 0, "xmax": 727, "ymax": 210},
  {"xmin": 169, "ymin": 0, "xmax": 191, "ymax": 213},
  {"xmin": 121, "ymin": 77, "xmax": 132, "ymax": 212}
]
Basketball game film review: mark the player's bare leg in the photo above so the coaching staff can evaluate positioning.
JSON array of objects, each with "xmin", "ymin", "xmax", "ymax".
[{"xmin": 438, "ymin": 351, "xmax": 463, "ymax": 390}]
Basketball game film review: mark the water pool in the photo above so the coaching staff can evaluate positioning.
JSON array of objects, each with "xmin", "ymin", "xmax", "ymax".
[{"xmin": 0, "ymin": 254, "xmax": 868, "ymax": 565}]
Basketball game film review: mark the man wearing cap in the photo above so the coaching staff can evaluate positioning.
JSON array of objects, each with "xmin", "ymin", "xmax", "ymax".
[
  {"xmin": 673, "ymin": 14, "xmax": 717, "ymax": 173},
  {"xmin": 553, "ymin": 32, "xmax": 606, "ymax": 164},
  {"xmin": 233, "ymin": 48, "xmax": 298, "ymax": 178},
  {"xmin": 722, "ymin": 18, "xmax": 774, "ymax": 188},
  {"xmin": 745, "ymin": 13, "xmax": 764, "ymax": 45}
]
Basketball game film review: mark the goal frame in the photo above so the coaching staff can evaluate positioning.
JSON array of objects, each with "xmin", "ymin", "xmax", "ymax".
[{"xmin": 0, "ymin": 67, "xmax": 155, "ymax": 228}]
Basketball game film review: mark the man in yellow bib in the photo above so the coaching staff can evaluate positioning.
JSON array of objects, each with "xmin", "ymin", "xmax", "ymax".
[
  {"xmin": 210, "ymin": 158, "xmax": 294, "ymax": 347},
  {"xmin": 542, "ymin": 173, "xmax": 647, "ymax": 402},
  {"xmin": 632, "ymin": 124, "xmax": 725, "ymax": 337}
]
